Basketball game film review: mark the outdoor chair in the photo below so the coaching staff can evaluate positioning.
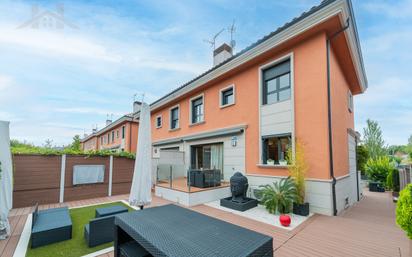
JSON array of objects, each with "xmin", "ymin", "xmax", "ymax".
[
  {"xmin": 31, "ymin": 204, "xmax": 72, "ymax": 248},
  {"xmin": 84, "ymin": 215, "xmax": 117, "ymax": 247}
]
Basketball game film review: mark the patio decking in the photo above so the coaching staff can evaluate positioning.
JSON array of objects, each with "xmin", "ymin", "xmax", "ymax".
[{"xmin": 1, "ymin": 190, "xmax": 409, "ymax": 257}]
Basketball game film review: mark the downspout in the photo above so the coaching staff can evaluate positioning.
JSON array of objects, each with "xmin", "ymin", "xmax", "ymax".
[
  {"xmin": 355, "ymin": 135, "xmax": 360, "ymax": 201},
  {"xmin": 326, "ymin": 18, "xmax": 350, "ymax": 216}
]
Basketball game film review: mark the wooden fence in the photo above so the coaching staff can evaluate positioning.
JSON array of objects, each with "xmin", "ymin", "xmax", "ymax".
[
  {"xmin": 399, "ymin": 165, "xmax": 411, "ymax": 191},
  {"xmin": 12, "ymin": 154, "xmax": 134, "ymax": 208}
]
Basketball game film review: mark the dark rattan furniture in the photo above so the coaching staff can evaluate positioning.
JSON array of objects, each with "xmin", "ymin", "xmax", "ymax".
[
  {"xmin": 187, "ymin": 169, "xmax": 221, "ymax": 188},
  {"xmin": 96, "ymin": 205, "xmax": 128, "ymax": 218},
  {"xmin": 114, "ymin": 204, "xmax": 273, "ymax": 257},
  {"xmin": 31, "ymin": 205, "xmax": 72, "ymax": 248}
]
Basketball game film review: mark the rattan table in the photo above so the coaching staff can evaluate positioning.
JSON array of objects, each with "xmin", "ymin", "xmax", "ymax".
[{"xmin": 114, "ymin": 204, "xmax": 273, "ymax": 257}]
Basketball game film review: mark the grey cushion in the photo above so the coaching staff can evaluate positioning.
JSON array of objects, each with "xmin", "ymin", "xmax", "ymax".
[{"xmin": 32, "ymin": 207, "xmax": 72, "ymax": 233}]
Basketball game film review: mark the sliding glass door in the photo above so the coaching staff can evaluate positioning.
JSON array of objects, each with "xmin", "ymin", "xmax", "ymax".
[{"xmin": 190, "ymin": 143, "xmax": 223, "ymax": 172}]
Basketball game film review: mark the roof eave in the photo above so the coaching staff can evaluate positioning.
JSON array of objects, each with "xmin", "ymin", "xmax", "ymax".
[{"xmin": 150, "ymin": 0, "xmax": 367, "ymax": 110}]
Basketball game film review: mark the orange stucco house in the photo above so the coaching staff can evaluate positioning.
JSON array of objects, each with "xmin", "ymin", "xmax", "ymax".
[
  {"xmin": 150, "ymin": 0, "xmax": 367, "ymax": 216},
  {"xmin": 81, "ymin": 102, "xmax": 140, "ymax": 153}
]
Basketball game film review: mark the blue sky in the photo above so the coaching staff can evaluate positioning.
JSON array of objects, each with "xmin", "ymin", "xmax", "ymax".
[{"xmin": 0, "ymin": 0, "xmax": 410, "ymax": 146}]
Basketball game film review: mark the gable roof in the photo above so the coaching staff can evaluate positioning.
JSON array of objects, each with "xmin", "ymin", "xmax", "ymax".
[{"xmin": 150, "ymin": 0, "xmax": 367, "ymax": 110}]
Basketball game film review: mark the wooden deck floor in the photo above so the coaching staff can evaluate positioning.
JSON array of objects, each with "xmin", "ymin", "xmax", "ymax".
[{"xmin": 1, "ymin": 190, "xmax": 409, "ymax": 257}]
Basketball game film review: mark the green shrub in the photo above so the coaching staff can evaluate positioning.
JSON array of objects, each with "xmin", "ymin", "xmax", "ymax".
[
  {"xmin": 356, "ymin": 145, "xmax": 369, "ymax": 175},
  {"xmin": 387, "ymin": 168, "xmax": 401, "ymax": 191},
  {"xmin": 396, "ymin": 184, "xmax": 412, "ymax": 239},
  {"xmin": 365, "ymin": 156, "xmax": 393, "ymax": 186},
  {"xmin": 287, "ymin": 141, "xmax": 308, "ymax": 204},
  {"xmin": 259, "ymin": 177, "xmax": 297, "ymax": 214}
]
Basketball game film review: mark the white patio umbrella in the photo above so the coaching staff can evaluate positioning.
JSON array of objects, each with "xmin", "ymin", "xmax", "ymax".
[
  {"xmin": 129, "ymin": 102, "xmax": 152, "ymax": 209},
  {"xmin": 0, "ymin": 121, "xmax": 13, "ymax": 239}
]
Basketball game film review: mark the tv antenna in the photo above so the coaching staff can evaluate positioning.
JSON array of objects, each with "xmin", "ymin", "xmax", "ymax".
[
  {"xmin": 228, "ymin": 19, "xmax": 236, "ymax": 50},
  {"xmin": 203, "ymin": 28, "xmax": 225, "ymax": 50}
]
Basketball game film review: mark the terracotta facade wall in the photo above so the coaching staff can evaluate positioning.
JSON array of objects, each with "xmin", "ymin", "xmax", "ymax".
[
  {"xmin": 12, "ymin": 154, "xmax": 135, "ymax": 208},
  {"xmin": 151, "ymin": 32, "xmax": 331, "ymax": 179}
]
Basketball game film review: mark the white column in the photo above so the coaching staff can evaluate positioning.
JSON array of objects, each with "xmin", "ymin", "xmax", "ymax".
[
  {"xmin": 59, "ymin": 154, "xmax": 66, "ymax": 203},
  {"xmin": 108, "ymin": 155, "xmax": 113, "ymax": 196}
]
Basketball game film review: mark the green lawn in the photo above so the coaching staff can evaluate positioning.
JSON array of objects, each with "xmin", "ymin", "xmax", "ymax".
[{"xmin": 26, "ymin": 201, "xmax": 134, "ymax": 257}]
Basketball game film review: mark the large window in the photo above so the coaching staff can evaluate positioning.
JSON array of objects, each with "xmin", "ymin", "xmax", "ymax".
[
  {"xmin": 122, "ymin": 126, "xmax": 125, "ymax": 139},
  {"xmin": 190, "ymin": 143, "xmax": 223, "ymax": 171},
  {"xmin": 221, "ymin": 86, "xmax": 234, "ymax": 107},
  {"xmin": 191, "ymin": 96, "xmax": 204, "ymax": 124},
  {"xmin": 107, "ymin": 133, "xmax": 110, "ymax": 143},
  {"xmin": 170, "ymin": 106, "xmax": 179, "ymax": 129},
  {"xmin": 262, "ymin": 134, "xmax": 291, "ymax": 165},
  {"xmin": 262, "ymin": 60, "xmax": 291, "ymax": 105},
  {"xmin": 111, "ymin": 131, "xmax": 115, "ymax": 142}
]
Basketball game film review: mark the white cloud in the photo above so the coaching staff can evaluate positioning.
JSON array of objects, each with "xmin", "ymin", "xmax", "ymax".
[
  {"xmin": 0, "ymin": 25, "xmax": 122, "ymax": 63},
  {"xmin": 0, "ymin": 74, "xmax": 13, "ymax": 91},
  {"xmin": 55, "ymin": 107, "xmax": 124, "ymax": 116}
]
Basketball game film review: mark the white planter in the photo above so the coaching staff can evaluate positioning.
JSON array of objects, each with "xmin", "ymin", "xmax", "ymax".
[
  {"xmin": 267, "ymin": 160, "xmax": 275, "ymax": 165},
  {"xmin": 279, "ymin": 160, "xmax": 288, "ymax": 166}
]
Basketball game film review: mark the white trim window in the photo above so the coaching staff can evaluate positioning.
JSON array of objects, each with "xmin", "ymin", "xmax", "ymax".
[
  {"xmin": 262, "ymin": 59, "xmax": 291, "ymax": 105},
  {"xmin": 155, "ymin": 115, "xmax": 162, "ymax": 128},
  {"xmin": 170, "ymin": 105, "xmax": 180, "ymax": 130},
  {"xmin": 220, "ymin": 85, "xmax": 235, "ymax": 108},
  {"xmin": 190, "ymin": 94, "xmax": 204, "ymax": 124},
  {"xmin": 347, "ymin": 90, "xmax": 354, "ymax": 113},
  {"xmin": 262, "ymin": 134, "xmax": 291, "ymax": 165}
]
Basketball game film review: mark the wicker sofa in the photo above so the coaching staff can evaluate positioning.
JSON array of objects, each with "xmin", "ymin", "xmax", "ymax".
[
  {"xmin": 31, "ymin": 204, "xmax": 72, "ymax": 248},
  {"xmin": 188, "ymin": 169, "xmax": 221, "ymax": 188}
]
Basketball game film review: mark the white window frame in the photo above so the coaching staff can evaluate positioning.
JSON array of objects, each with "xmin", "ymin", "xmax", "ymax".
[
  {"xmin": 219, "ymin": 84, "xmax": 236, "ymax": 108},
  {"xmin": 347, "ymin": 90, "xmax": 353, "ymax": 113},
  {"xmin": 189, "ymin": 93, "xmax": 205, "ymax": 125},
  {"xmin": 155, "ymin": 115, "xmax": 162, "ymax": 129},
  {"xmin": 258, "ymin": 52, "xmax": 295, "ymax": 166},
  {"xmin": 169, "ymin": 104, "xmax": 180, "ymax": 130}
]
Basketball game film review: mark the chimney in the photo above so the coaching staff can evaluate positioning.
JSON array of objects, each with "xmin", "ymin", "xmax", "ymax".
[
  {"xmin": 213, "ymin": 43, "xmax": 233, "ymax": 66},
  {"xmin": 133, "ymin": 101, "xmax": 142, "ymax": 113},
  {"xmin": 92, "ymin": 128, "xmax": 97, "ymax": 133}
]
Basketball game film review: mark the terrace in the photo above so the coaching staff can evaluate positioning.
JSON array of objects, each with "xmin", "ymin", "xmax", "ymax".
[{"xmin": 1, "ymin": 190, "xmax": 409, "ymax": 257}]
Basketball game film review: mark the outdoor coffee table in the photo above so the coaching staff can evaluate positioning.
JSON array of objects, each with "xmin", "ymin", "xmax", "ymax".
[
  {"xmin": 95, "ymin": 205, "xmax": 128, "ymax": 218},
  {"xmin": 114, "ymin": 204, "xmax": 273, "ymax": 257}
]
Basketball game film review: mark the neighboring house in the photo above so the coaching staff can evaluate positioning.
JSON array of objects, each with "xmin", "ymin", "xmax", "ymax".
[
  {"xmin": 150, "ymin": 0, "xmax": 367, "ymax": 216},
  {"xmin": 81, "ymin": 102, "xmax": 141, "ymax": 153}
]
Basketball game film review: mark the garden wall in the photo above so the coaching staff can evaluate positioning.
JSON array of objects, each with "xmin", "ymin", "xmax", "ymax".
[{"xmin": 12, "ymin": 154, "xmax": 135, "ymax": 208}]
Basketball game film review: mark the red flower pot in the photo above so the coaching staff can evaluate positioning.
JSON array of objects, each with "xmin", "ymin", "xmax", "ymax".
[{"xmin": 279, "ymin": 214, "xmax": 291, "ymax": 227}]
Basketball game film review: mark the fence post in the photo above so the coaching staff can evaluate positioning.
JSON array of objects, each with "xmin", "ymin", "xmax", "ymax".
[
  {"xmin": 108, "ymin": 155, "xmax": 113, "ymax": 196},
  {"xmin": 59, "ymin": 154, "xmax": 66, "ymax": 203}
]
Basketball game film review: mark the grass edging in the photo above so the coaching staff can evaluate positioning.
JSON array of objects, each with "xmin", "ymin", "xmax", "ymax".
[{"xmin": 23, "ymin": 200, "xmax": 137, "ymax": 257}]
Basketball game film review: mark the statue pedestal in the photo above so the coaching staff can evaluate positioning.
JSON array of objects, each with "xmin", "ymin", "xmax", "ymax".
[{"xmin": 220, "ymin": 197, "xmax": 258, "ymax": 212}]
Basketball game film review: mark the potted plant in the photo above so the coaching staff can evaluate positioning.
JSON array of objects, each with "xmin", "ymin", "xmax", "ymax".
[
  {"xmin": 266, "ymin": 159, "xmax": 275, "ymax": 165},
  {"xmin": 396, "ymin": 184, "xmax": 412, "ymax": 254},
  {"xmin": 259, "ymin": 177, "xmax": 297, "ymax": 226},
  {"xmin": 287, "ymin": 141, "xmax": 310, "ymax": 216}
]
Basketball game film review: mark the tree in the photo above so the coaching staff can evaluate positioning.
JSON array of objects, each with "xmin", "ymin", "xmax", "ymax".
[
  {"xmin": 362, "ymin": 119, "xmax": 386, "ymax": 159},
  {"xmin": 44, "ymin": 139, "xmax": 53, "ymax": 149},
  {"xmin": 356, "ymin": 145, "xmax": 369, "ymax": 175},
  {"xmin": 70, "ymin": 135, "xmax": 81, "ymax": 151}
]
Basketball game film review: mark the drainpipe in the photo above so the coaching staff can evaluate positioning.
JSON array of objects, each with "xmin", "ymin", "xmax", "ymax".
[
  {"xmin": 326, "ymin": 18, "xmax": 350, "ymax": 216},
  {"xmin": 355, "ymin": 135, "xmax": 360, "ymax": 201}
]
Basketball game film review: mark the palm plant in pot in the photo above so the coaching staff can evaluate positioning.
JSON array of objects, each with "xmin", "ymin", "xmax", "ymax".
[
  {"xmin": 287, "ymin": 141, "xmax": 310, "ymax": 216},
  {"xmin": 259, "ymin": 177, "xmax": 297, "ymax": 226}
]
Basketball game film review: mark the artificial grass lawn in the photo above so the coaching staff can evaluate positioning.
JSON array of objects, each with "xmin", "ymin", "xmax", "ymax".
[{"xmin": 26, "ymin": 201, "xmax": 134, "ymax": 257}]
